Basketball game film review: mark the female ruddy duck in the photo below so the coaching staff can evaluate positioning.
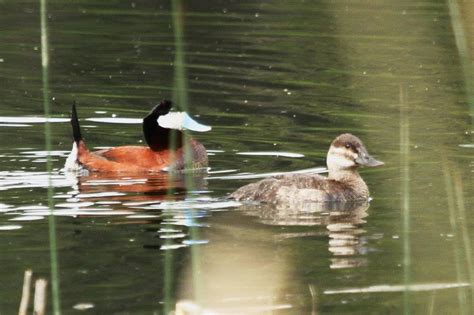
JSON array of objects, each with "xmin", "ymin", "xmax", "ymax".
[
  {"xmin": 231, "ymin": 134, "xmax": 384, "ymax": 204},
  {"xmin": 64, "ymin": 100, "xmax": 211, "ymax": 173}
]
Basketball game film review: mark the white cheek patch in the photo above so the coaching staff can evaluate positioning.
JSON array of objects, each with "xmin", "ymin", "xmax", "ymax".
[
  {"xmin": 327, "ymin": 147, "xmax": 357, "ymax": 169},
  {"xmin": 327, "ymin": 154, "xmax": 356, "ymax": 169},
  {"xmin": 157, "ymin": 112, "xmax": 211, "ymax": 132}
]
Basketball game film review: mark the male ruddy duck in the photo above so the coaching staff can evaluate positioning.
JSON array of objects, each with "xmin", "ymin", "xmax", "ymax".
[
  {"xmin": 64, "ymin": 100, "xmax": 211, "ymax": 173},
  {"xmin": 230, "ymin": 134, "xmax": 384, "ymax": 204}
]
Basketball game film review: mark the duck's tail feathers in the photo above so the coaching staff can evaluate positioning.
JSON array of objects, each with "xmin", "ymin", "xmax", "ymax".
[
  {"xmin": 64, "ymin": 101, "xmax": 85, "ymax": 173},
  {"xmin": 71, "ymin": 101, "xmax": 82, "ymax": 144}
]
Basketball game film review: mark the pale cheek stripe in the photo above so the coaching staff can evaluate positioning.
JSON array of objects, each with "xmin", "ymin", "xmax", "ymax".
[
  {"xmin": 327, "ymin": 155, "xmax": 356, "ymax": 168},
  {"xmin": 329, "ymin": 146, "xmax": 357, "ymax": 158},
  {"xmin": 327, "ymin": 147, "xmax": 357, "ymax": 168}
]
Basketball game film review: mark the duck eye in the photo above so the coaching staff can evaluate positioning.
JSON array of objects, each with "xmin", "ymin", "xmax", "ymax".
[{"xmin": 345, "ymin": 144, "xmax": 351, "ymax": 149}]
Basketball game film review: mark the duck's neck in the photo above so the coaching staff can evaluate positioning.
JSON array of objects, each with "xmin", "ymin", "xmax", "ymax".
[
  {"xmin": 328, "ymin": 168, "xmax": 369, "ymax": 199},
  {"xmin": 143, "ymin": 114, "xmax": 183, "ymax": 151}
]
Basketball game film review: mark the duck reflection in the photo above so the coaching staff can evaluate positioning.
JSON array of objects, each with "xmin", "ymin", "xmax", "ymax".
[
  {"xmin": 67, "ymin": 171, "xmax": 208, "ymax": 202},
  {"xmin": 175, "ymin": 201, "xmax": 370, "ymax": 313},
  {"xmin": 244, "ymin": 201, "xmax": 370, "ymax": 269},
  {"xmin": 176, "ymin": 209, "xmax": 294, "ymax": 314}
]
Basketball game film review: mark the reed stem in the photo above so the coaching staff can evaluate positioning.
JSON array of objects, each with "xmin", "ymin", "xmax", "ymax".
[
  {"xmin": 399, "ymin": 85, "xmax": 411, "ymax": 315},
  {"xmin": 452, "ymin": 171, "xmax": 474, "ymax": 309},
  {"xmin": 171, "ymin": 0, "xmax": 202, "ymax": 305},
  {"xmin": 442, "ymin": 160, "xmax": 468, "ymax": 314},
  {"xmin": 447, "ymin": 0, "xmax": 474, "ymax": 127},
  {"xmin": 40, "ymin": 0, "xmax": 61, "ymax": 313}
]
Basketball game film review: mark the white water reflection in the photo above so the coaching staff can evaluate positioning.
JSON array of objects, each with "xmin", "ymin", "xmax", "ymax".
[
  {"xmin": 137, "ymin": 199, "xmax": 241, "ymax": 210},
  {"xmin": 9, "ymin": 215, "xmax": 44, "ymax": 221},
  {"xmin": 85, "ymin": 117, "xmax": 141, "ymax": 124},
  {"xmin": 0, "ymin": 203, "xmax": 12, "ymax": 213},
  {"xmin": 56, "ymin": 202, "xmax": 95, "ymax": 208},
  {"xmin": 20, "ymin": 209, "xmax": 134, "ymax": 217},
  {"xmin": 0, "ymin": 171, "xmax": 76, "ymax": 191},
  {"xmin": 0, "ymin": 116, "xmax": 146, "ymax": 128},
  {"xmin": 159, "ymin": 233, "xmax": 186, "ymax": 239},
  {"xmin": 236, "ymin": 151, "xmax": 304, "ymax": 158},
  {"xmin": 73, "ymin": 303, "xmax": 95, "ymax": 311},
  {"xmin": 161, "ymin": 244, "xmax": 187, "ymax": 250},
  {"xmin": 0, "ymin": 225, "xmax": 22, "ymax": 230},
  {"xmin": 20, "ymin": 150, "xmax": 70, "ymax": 158},
  {"xmin": 175, "ymin": 300, "xmax": 293, "ymax": 314},
  {"xmin": 126, "ymin": 214, "xmax": 160, "ymax": 219},
  {"xmin": 0, "ymin": 117, "xmax": 69, "ymax": 123},
  {"xmin": 0, "ymin": 124, "xmax": 30, "ymax": 127},
  {"xmin": 325, "ymin": 283, "xmax": 470, "ymax": 294},
  {"xmin": 207, "ymin": 169, "xmax": 238, "ymax": 175},
  {"xmin": 207, "ymin": 166, "xmax": 327, "ymax": 180}
]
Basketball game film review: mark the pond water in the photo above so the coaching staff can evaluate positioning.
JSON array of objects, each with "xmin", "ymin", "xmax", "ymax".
[{"xmin": 1, "ymin": 0, "xmax": 473, "ymax": 314}]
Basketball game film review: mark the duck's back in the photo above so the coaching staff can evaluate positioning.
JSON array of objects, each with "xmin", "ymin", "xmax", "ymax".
[{"xmin": 230, "ymin": 173, "xmax": 341, "ymax": 204}]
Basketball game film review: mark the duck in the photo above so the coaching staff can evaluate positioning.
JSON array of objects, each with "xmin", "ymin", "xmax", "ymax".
[
  {"xmin": 64, "ymin": 100, "xmax": 211, "ymax": 173},
  {"xmin": 230, "ymin": 134, "xmax": 384, "ymax": 204}
]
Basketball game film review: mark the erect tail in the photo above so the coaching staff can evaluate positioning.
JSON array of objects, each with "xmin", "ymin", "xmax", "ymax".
[
  {"xmin": 64, "ymin": 101, "xmax": 83, "ymax": 172},
  {"xmin": 71, "ymin": 101, "xmax": 82, "ymax": 144}
]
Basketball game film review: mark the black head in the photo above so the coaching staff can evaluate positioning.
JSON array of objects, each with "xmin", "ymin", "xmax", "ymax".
[
  {"xmin": 142, "ymin": 100, "xmax": 183, "ymax": 151},
  {"xmin": 147, "ymin": 100, "xmax": 172, "ymax": 118}
]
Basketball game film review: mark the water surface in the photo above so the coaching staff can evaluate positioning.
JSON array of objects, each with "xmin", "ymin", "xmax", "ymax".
[{"xmin": 0, "ymin": 0, "xmax": 473, "ymax": 313}]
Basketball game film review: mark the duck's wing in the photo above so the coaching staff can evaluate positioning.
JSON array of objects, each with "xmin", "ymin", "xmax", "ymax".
[
  {"xmin": 230, "ymin": 177, "xmax": 277, "ymax": 202},
  {"xmin": 272, "ymin": 173, "xmax": 329, "ymax": 189},
  {"xmin": 230, "ymin": 174, "xmax": 329, "ymax": 202},
  {"xmin": 77, "ymin": 145, "xmax": 170, "ymax": 173},
  {"xmin": 269, "ymin": 174, "xmax": 364, "ymax": 202}
]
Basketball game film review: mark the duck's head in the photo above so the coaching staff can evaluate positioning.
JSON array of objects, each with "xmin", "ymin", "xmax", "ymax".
[
  {"xmin": 143, "ymin": 100, "xmax": 211, "ymax": 151},
  {"xmin": 144, "ymin": 100, "xmax": 211, "ymax": 132},
  {"xmin": 326, "ymin": 133, "xmax": 384, "ymax": 172}
]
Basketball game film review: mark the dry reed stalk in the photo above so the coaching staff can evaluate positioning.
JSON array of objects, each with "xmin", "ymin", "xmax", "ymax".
[
  {"xmin": 18, "ymin": 269, "xmax": 32, "ymax": 315},
  {"xmin": 33, "ymin": 279, "xmax": 48, "ymax": 315}
]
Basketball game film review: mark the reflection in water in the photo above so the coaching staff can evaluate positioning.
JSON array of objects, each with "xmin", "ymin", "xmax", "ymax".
[
  {"xmin": 74, "ymin": 172, "xmax": 208, "ymax": 202},
  {"xmin": 176, "ymin": 202, "xmax": 370, "ymax": 313},
  {"xmin": 177, "ymin": 209, "xmax": 294, "ymax": 314},
  {"xmin": 245, "ymin": 201, "xmax": 370, "ymax": 269},
  {"xmin": 326, "ymin": 204, "xmax": 369, "ymax": 269}
]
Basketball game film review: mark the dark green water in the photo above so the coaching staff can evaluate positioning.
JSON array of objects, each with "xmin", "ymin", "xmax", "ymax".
[{"xmin": 1, "ymin": 0, "xmax": 473, "ymax": 314}]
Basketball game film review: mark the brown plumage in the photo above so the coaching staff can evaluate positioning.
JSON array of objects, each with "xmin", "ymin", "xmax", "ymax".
[
  {"xmin": 65, "ymin": 100, "xmax": 209, "ymax": 173},
  {"xmin": 230, "ymin": 134, "xmax": 383, "ymax": 205}
]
